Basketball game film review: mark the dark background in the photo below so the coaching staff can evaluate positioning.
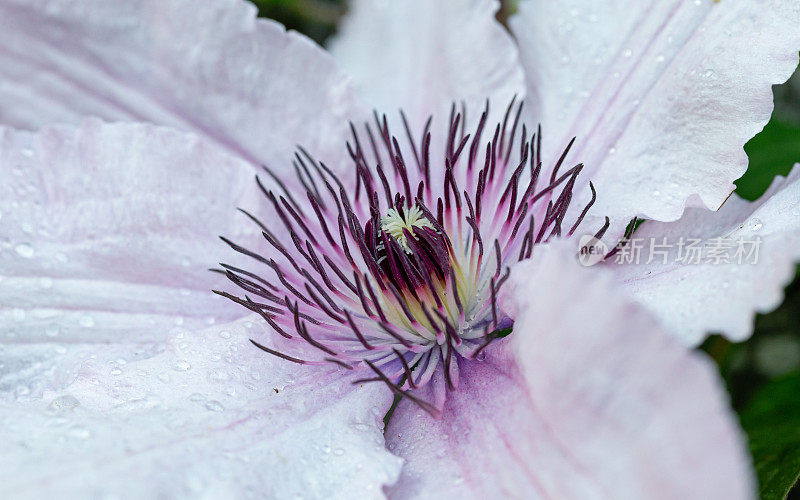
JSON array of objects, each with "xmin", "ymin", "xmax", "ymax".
[{"xmin": 249, "ymin": 1, "xmax": 800, "ymax": 497}]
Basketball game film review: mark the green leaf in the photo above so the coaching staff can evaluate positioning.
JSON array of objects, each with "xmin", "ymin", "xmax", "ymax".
[
  {"xmin": 737, "ymin": 119, "xmax": 800, "ymax": 201},
  {"xmin": 489, "ymin": 327, "xmax": 513, "ymax": 338},
  {"xmin": 739, "ymin": 371, "xmax": 800, "ymax": 498}
]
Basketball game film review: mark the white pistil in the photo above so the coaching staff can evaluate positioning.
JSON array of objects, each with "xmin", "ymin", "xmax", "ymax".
[{"xmin": 380, "ymin": 206, "xmax": 434, "ymax": 253}]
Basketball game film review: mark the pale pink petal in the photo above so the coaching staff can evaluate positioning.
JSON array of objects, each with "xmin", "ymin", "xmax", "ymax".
[
  {"xmin": 511, "ymin": 0, "xmax": 800, "ymax": 234},
  {"xmin": 329, "ymin": 0, "xmax": 524, "ymax": 134},
  {"xmin": 0, "ymin": 120, "xmax": 263, "ymax": 395},
  {"xmin": 0, "ymin": 315, "xmax": 402, "ymax": 498},
  {"xmin": 611, "ymin": 165, "xmax": 800, "ymax": 345},
  {"xmin": 386, "ymin": 241, "xmax": 751, "ymax": 499},
  {"xmin": 0, "ymin": 0, "xmax": 365, "ymax": 171}
]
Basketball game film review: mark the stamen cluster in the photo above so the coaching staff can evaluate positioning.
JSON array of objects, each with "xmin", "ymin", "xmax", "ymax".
[{"xmin": 218, "ymin": 99, "xmax": 604, "ymax": 413}]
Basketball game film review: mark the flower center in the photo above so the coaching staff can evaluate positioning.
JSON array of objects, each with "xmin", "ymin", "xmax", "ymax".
[
  {"xmin": 218, "ymin": 100, "xmax": 605, "ymax": 414},
  {"xmin": 380, "ymin": 206, "xmax": 434, "ymax": 253}
]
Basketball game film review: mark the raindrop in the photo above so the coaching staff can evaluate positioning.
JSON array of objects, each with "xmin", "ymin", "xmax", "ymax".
[
  {"xmin": 49, "ymin": 395, "xmax": 80, "ymax": 412},
  {"xmin": 21, "ymin": 147, "xmax": 34, "ymax": 158},
  {"xmin": 748, "ymin": 218, "xmax": 763, "ymax": 232},
  {"xmin": 205, "ymin": 400, "xmax": 225, "ymax": 412},
  {"xmin": 701, "ymin": 68, "xmax": 715, "ymax": 78},
  {"xmin": 110, "ymin": 367, "xmax": 123, "ymax": 376},
  {"xmin": 655, "ymin": 54, "xmax": 665, "ymax": 63},
  {"xmin": 157, "ymin": 372, "xmax": 171, "ymax": 383},
  {"xmin": 218, "ymin": 330, "xmax": 232, "ymax": 339},
  {"xmin": 208, "ymin": 369, "xmax": 229, "ymax": 382},
  {"xmin": 45, "ymin": 327, "xmax": 60, "ymax": 338},
  {"xmin": 623, "ymin": 48, "xmax": 633, "ymax": 58},
  {"xmin": 69, "ymin": 426, "xmax": 91, "ymax": 439},
  {"xmin": 79, "ymin": 316, "xmax": 95, "ymax": 328},
  {"xmin": 173, "ymin": 360, "xmax": 192, "ymax": 371},
  {"xmin": 14, "ymin": 243, "xmax": 34, "ymax": 258},
  {"xmin": 608, "ymin": 147, "xmax": 617, "ymax": 155}
]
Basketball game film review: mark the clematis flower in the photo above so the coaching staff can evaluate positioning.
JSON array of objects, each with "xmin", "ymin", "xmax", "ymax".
[{"xmin": 1, "ymin": 0, "xmax": 799, "ymax": 498}]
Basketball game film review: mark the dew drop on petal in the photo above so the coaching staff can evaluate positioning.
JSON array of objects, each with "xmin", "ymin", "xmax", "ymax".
[
  {"xmin": 79, "ymin": 315, "xmax": 95, "ymax": 328},
  {"xmin": 48, "ymin": 395, "xmax": 80, "ymax": 412},
  {"xmin": 173, "ymin": 360, "xmax": 191, "ymax": 371},
  {"xmin": 69, "ymin": 426, "xmax": 91, "ymax": 439},
  {"xmin": 204, "ymin": 400, "xmax": 225, "ymax": 412},
  {"xmin": 14, "ymin": 243, "xmax": 34, "ymax": 258},
  {"xmin": 748, "ymin": 218, "xmax": 763, "ymax": 232}
]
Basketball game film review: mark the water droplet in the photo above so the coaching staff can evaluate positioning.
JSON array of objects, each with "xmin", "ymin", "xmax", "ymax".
[
  {"xmin": 749, "ymin": 218, "xmax": 763, "ymax": 232},
  {"xmin": 69, "ymin": 426, "xmax": 91, "ymax": 439},
  {"xmin": 205, "ymin": 400, "xmax": 225, "ymax": 412},
  {"xmin": 110, "ymin": 367, "xmax": 123, "ymax": 376},
  {"xmin": 333, "ymin": 448, "xmax": 345, "ymax": 456},
  {"xmin": 653, "ymin": 190, "xmax": 661, "ymax": 197},
  {"xmin": 157, "ymin": 372, "xmax": 171, "ymax": 383},
  {"xmin": 655, "ymin": 54, "xmax": 665, "ymax": 63},
  {"xmin": 623, "ymin": 48, "xmax": 633, "ymax": 58},
  {"xmin": 45, "ymin": 326, "xmax": 60, "ymax": 338},
  {"xmin": 49, "ymin": 395, "xmax": 80, "ymax": 412},
  {"xmin": 14, "ymin": 243, "xmax": 34, "ymax": 258},
  {"xmin": 608, "ymin": 147, "xmax": 617, "ymax": 155},
  {"xmin": 208, "ymin": 369, "xmax": 229, "ymax": 382},
  {"xmin": 79, "ymin": 316, "xmax": 95, "ymax": 328},
  {"xmin": 173, "ymin": 360, "xmax": 191, "ymax": 371},
  {"xmin": 189, "ymin": 393, "xmax": 205, "ymax": 402},
  {"xmin": 702, "ymin": 68, "xmax": 715, "ymax": 78},
  {"xmin": 174, "ymin": 316, "xmax": 184, "ymax": 326},
  {"xmin": 21, "ymin": 147, "xmax": 34, "ymax": 158},
  {"xmin": 218, "ymin": 330, "xmax": 231, "ymax": 339}
]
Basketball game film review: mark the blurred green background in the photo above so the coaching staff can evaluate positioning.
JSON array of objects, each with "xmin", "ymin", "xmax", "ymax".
[{"xmin": 249, "ymin": 0, "xmax": 800, "ymax": 497}]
